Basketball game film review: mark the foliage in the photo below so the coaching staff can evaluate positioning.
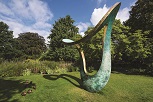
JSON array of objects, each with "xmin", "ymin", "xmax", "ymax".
[
  {"xmin": 67, "ymin": 65, "xmax": 79, "ymax": 72},
  {"xmin": 17, "ymin": 32, "xmax": 47, "ymax": 59},
  {"xmin": 81, "ymin": 20, "xmax": 130, "ymax": 68},
  {"xmin": 0, "ymin": 21, "xmax": 20, "ymax": 60},
  {"xmin": 81, "ymin": 19, "xmax": 152, "ymax": 74},
  {"xmin": 124, "ymin": 0, "xmax": 153, "ymax": 73},
  {"xmin": 81, "ymin": 26, "xmax": 104, "ymax": 68},
  {"xmin": 126, "ymin": 30, "xmax": 151, "ymax": 62},
  {"xmin": 1, "ymin": 11, "xmax": 153, "ymax": 75},
  {"xmin": 45, "ymin": 15, "xmax": 80, "ymax": 61},
  {"xmin": 0, "ymin": 60, "xmax": 77, "ymax": 77},
  {"xmin": 112, "ymin": 20, "xmax": 151, "ymax": 65},
  {"xmin": 22, "ymin": 69, "xmax": 31, "ymax": 76},
  {"xmin": 124, "ymin": 0, "xmax": 153, "ymax": 35},
  {"xmin": 111, "ymin": 20, "xmax": 130, "ymax": 62},
  {"xmin": 0, "ymin": 61, "xmax": 23, "ymax": 77}
]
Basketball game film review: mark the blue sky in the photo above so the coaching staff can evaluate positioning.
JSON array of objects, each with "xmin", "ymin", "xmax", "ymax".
[{"xmin": 0, "ymin": 0, "xmax": 136, "ymax": 42}]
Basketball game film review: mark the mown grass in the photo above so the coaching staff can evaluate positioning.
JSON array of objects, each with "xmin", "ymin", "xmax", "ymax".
[{"xmin": 0, "ymin": 72, "xmax": 153, "ymax": 102}]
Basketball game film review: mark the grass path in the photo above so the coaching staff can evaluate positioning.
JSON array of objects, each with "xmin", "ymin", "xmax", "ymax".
[{"xmin": 0, "ymin": 72, "xmax": 153, "ymax": 102}]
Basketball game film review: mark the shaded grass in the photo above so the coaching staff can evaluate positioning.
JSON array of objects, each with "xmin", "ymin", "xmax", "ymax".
[{"xmin": 0, "ymin": 72, "xmax": 153, "ymax": 102}]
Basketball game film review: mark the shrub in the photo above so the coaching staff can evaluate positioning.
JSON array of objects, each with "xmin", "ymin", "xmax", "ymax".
[
  {"xmin": 41, "ymin": 61, "xmax": 58, "ymax": 70},
  {"xmin": 0, "ymin": 61, "xmax": 24, "ymax": 77},
  {"xmin": 22, "ymin": 69, "xmax": 31, "ymax": 76},
  {"xmin": 0, "ymin": 60, "xmax": 79, "ymax": 77},
  {"xmin": 46, "ymin": 68, "xmax": 54, "ymax": 74},
  {"xmin": 67, "ymin": 65, "xmax": 79, "ymax": 72}
]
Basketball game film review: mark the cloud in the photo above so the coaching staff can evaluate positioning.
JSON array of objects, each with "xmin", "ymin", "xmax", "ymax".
[
  {"xmin": 90, "ymin": 4, "xmax": 109, "ymax": 26},
  {"xmin": 97, "ymin": 0, "xmax": 103, "ymax": 6},
  {"xmin": 116, "ymin": 7, "xmax": 130, "ymax": 23},
  {"xmin": 90, "ymin": 4, "xmax": 130, "ymax": 26},
  {"xmin": 76, "ymin": 22, "xmax": 91, "ymax": 36},
  {"xmin": 0, "ymin": 2, "xmax": 14, "ymax": 16},
  {"xmin": 32, "ymin": 21, "xmax": 52, "ymax": 30},
  {"xmin": 0, "ymin": 0, "xmax": 53, "ymax": 43}
]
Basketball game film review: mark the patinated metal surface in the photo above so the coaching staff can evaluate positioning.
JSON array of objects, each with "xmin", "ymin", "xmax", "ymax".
[{"xmin": 62, "ymin": 2, "xmax": 121, "ymax": 92}]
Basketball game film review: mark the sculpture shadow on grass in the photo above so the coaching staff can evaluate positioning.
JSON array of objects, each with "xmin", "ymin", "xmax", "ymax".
[
  {"xmin": 0, "ymin": 78, "xmax": 26, "ymax": 102},
  {"xmin": 0, "ymin": 78, "xmax": 36, "ymax": 102},
  {"xmin": 43, "ymin": 74, "xmax": 83, "ymax": 89}
]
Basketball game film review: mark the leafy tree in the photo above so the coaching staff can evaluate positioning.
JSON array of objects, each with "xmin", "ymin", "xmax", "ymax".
[
  {"xmin": 82, "ymin": 20, "xmax": 150, "ymax": 63},
  {"xmin": 45, "ymin": 15, "xmax": 79, "ymax": 61},
  {"xmin": 17, "ymin": 32, "xmax": 47, "ymax": 59},
  {"xmin": 124, "ymin": 0, "xmax": 153, "ymax": 74},
  {"xmin": 82, "ymin": 20, "xmax": 130, "ymax": 68},
  {"xmin": 0, "ymin": 21, "xmax": 17, "ymax": 60},
  {"xmin": 127, "ymin": 30, "xmax": 151, "ymax": 63},
  {"xmin": 111, "ymin": 20, "xmax": 131, "ymax": 63},
  {"xmin": 82, "ymin": 27, "xmax": 104, "ymax": 68},
  {"xmin": 111, "ymin": 20, "xmax": 151, "ymax": 68},
  {"xmin": 124, "ymin": 0, "xmax": 153, "ymax": 35}
]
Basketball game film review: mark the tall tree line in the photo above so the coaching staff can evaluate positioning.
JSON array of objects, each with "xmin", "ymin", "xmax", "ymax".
[
  {"xmin": 41, "ymin": 0, "xmax": 153, "ymax": 74},
  {"xmin": 0, "ymin": 21, "xmax": 47, "ymax": 61},
  {"xmin": 0, "ymin": 0, "xmax": 153, "ymax": 75},
  {"xmin": 81, "ymin": 0, "xmax": 153, "ymax": 74},
  {"xmin": 124, "ymin": 0, "xmax": 153, "ymax": 74}
]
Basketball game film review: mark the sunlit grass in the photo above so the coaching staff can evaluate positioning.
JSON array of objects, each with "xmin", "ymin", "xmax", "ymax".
[{"xmin": 0, "ymin": 72, "xmax": 153, "ymax": 102}]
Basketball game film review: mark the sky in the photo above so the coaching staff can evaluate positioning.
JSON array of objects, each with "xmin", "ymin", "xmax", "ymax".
[{"xmin": 0, "ymin": 0, "xmax": 136, "ymax": 42}]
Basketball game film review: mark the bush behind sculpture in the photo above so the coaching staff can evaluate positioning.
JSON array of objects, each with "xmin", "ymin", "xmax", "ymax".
[{"xmin": 0, "ymin": 59, "xmax": 77, "ymax": 77}]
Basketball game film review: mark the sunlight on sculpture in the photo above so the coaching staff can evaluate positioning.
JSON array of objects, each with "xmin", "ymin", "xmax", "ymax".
[{"xmin": 62, "ymin": 2, "xmax": 121, "ymax": 92}]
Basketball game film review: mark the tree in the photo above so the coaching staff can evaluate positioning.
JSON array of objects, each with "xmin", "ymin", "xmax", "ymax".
[
  {"xmin": 111, "ymin": 20, "xmax": 131, "ymax": 63},
  {"xmin": 124, "ymin": 0, "xmax": 153, "ymax": 74},
  {"xmin": 0, "ymin": 21, "xmax": 17, "ymax": 60},
  {"xmin": 17, "ymin": 32, "xmax": 47, "ymax": 59},
  {"xmin": 82, "ymin": 27, "xmax": 104, "ymax": 68},
  {"xmin": 111, "ymin": 20, "xmax": 151, "ymax": 67},
  {"xmin": 124, "ymin": 0, "xmax": 153, "ymax": 35},
  {"xmin": 127, "ymin": 30, "xmax": 151, "ymax": 63},
  {"xmin": 82, "ymin": 20, "xmax": 130, "ymax": 68},
  {"xmin": 83, "ymin": 19, "xmax": 152, "ymax": 74},
  {"xmin": 45, "ymin": 15, "xmax": 79, "ymax": 61}
]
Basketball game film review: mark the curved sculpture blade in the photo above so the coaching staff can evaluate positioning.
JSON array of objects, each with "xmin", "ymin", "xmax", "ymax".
[{"xmin": 62, "ymin": 2, "xmax": 121, "ymax": 92}]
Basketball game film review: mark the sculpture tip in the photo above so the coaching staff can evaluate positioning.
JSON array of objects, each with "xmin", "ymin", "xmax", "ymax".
[{"xmin": 62, "ymin": 39, "xmax": 74, "ymax": 43}]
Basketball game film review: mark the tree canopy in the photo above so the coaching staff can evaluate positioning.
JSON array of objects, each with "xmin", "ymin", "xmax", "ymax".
[
  {"xmin": 123, "ymin": 0, "xmax": 153, "ymax": 73},
  {"xmin": 17, "ymin": 32, "xmax": 47, "ymax": 59},
  {"xmin": 124, "ymin": 0, "xmax": 153, "ymax": 35},
  {"xmin": 41, "ymin": 15, "xmax": 80, "ymax": 61},
  {"xmin": 1, "ymin": 2, "xmax": 153, "ymax": 75},
  {"xmin": 0, "ymin": 21, "xmax": 17, "ymax": 60},
  {"xmin": 82, "ymin": 19, "xmax": 152, "ymax": 72}
]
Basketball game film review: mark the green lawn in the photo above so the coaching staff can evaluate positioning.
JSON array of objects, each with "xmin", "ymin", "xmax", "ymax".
[{"xmin": 0, "ymin": 72, "xmax": 153, "ymax": 102}]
